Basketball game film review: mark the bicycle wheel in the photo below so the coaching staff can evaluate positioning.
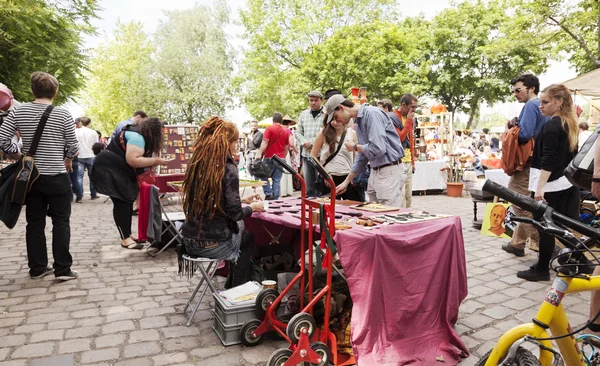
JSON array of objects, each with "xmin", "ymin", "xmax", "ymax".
[{"xmin": 476, "ymin": 347, "xmax": 540, "ymax": 366}]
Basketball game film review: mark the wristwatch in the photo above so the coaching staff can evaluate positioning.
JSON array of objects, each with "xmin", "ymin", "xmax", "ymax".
[{"xmin": 353, "ymin": 144, "xmax": 358, "ymax": 152}]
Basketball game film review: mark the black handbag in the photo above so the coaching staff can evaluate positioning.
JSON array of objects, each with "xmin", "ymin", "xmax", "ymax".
[
  {"xmin": 0, "ymin": 105, "xmax": 53, "ymax": 228},
  {"xmin": 564, "ymin": 130, "xmax": 597, "ymax": 190},
  {"xmin": 315, "ymin": 130, "xmax": 347, "ymax": 193},
  {"xmin": 248, "ymin": 128, "xmax": 283, "ymax": 179}
]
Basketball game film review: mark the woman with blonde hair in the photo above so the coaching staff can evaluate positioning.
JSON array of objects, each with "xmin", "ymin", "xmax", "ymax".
[
  {"xmin": 518, "ymin": 84, "xmax": 580, "ymax": 281},
  {"xmin": 179, "ymin": 117, "xmax": 264, "ymax": 288}
]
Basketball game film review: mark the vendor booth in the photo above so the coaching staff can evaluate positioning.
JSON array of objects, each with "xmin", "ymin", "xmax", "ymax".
[
  {"xmin": 155, "ymin": 124, "xmax": 199, "ymax": 193},
  {"xmin": 243, "ymin": 198, "xmax": 469, "ymax": 364}
]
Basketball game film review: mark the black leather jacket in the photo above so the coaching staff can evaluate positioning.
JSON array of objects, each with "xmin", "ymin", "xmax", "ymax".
[{"xmin": 181, "ymin": 157, "xmax": 252, "ymax": 241}]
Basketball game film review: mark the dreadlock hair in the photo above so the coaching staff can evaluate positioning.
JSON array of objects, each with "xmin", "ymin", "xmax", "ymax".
[
  {"xmin": 541, "ymin": 84, "xmax": 579, "ymax": 152},
  {"xmin": 182, "ymin": 116, "xmax": 239, "ymax": 223},
  {"xmin": 139, "ymin": 117, "xmax": 164, "ymax": 155}
]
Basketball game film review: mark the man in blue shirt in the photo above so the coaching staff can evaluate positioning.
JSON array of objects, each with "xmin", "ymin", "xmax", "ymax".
[
  {"xmin": 502, "ymin": 74, "xmax": 550, "ymax": 257},
  {"xmin": 110, "ymin": 110, "xmax": 148, "ymax": 142},
  {"xmin": 325, "ymin": 95, "xmax": 406, "ymax": 207}
]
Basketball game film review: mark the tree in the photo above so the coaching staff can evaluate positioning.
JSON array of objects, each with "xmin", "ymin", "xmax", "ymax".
[
  {"xmin": 152, "ymin": 1, "xmax": 233, "ymax": 124},
  {"xmin": 515, "ymin": 0, "xmax": 600, "ymax": 73},
  {"xmin": 81, "ymin": 22, "xmax": 156, "ymax": 134},
  {"xmin": 414, "ymin": 0, "xmax": 551, "ymax": 129},
  {"xmin": 239, "ymin": 0, "xmax": 397, "ymax": 119},
  {"xmin": 0, "ymin": 0, "xmax": 99, "ymax": 104}
]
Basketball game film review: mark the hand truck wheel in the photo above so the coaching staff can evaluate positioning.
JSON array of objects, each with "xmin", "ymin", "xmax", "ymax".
[
  {"xmin": 255, "ymin": 288, "xmax": 280, "ymax": 318},
  {"xmin": 286, "ymin": 312, "xmax": 317, "ymax": 344},
  {"xmin": 266, "ymin": 348, "xmax": 304, "ymax": 366},
  {"xmin": 271, "ymin": 313, "xmax": 293, "ymax": 340},
  {"xmin": 310, "ymin": 342, "xmax": 332, "ymax": 365},
  {"xmin": 240, "ymin": 319, "xmax": 263, "ymax": 347}
]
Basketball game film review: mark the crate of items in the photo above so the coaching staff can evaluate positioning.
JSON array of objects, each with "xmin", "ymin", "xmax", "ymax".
[{"xmin": 212, "ymin": 290, "xmax": 287, "ymax": 346}]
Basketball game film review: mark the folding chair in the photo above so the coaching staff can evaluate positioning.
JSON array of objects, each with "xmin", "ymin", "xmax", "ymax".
[
  {"xmin": 181, "ymin": 254, "xmax": 221, "ymax": 326},
  {"xmin": 141, "ymin": 184, "xmax": 185, "ymax": 257}
]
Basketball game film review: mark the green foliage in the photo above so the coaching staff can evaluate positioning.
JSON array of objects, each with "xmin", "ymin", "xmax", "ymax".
[
  {"xmin": 414, "ymin": 0, "xmax": 550, "ymax": 128},
  {"xmin": 514, "ymin": 0, "xmax": 600, "ymax": 73},
  {"xmin": 239, "ymin": 0, "xmax": 397, "ymax": 120},
  {"xmin": 81, "ymin": 22, "xmax": 156, "ymax": 134},
  {"xmin": 0, "ymin": 0, "xmax": 99, "ymax": 104},
  {"xmin": 152, "ymin": 1, "xmax": 233, "ymax": 124}
]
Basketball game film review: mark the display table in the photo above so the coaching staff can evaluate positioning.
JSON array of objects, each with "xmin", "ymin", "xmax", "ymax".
[
  {"xmin": 412, "ymin": 160, "xmax": 447, "ymax": 191},
  {"xmin": 245, "ymin": 198, "xmax": 469, "ymax": 364},
  {"xmin": 484, "ymin": 169, "xmax": 510, "ymax": 187}
]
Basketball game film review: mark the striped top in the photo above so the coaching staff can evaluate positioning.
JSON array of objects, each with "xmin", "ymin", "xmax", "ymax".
[{"xmin": 0, "ymin": 102, "xmax": 79, "ymax": 175}]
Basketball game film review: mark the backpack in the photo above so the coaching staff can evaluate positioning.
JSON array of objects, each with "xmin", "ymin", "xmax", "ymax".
[
  {"xmin": 564, "ymin": 131, "xmax": 598, "ymax": 190},
  {"xmin": 501, "ymin": 126, "xmax": 533, "ymax": 176}
]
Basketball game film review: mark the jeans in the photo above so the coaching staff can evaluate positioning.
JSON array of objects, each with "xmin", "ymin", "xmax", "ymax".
[
  {"xmin": 302, "ymin": 156, "xmax": 320, "ymax": 197},
  {"xmin": 69, "ymin": 158, "xmax": 82, "ymax": 200},
  {"xmin": 25, "ymin": 173, "xmax": 73, "ymax": 277},
  {"xmin": 261, "ymin": 157, "xmax": 283, "ymax": 199},
  {"xmin": 77, "ymin": 157, "xmax": 97, "ymax": 198}
]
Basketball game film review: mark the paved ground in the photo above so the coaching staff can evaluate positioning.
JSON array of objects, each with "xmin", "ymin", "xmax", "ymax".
[{"xmin": 0, "ymin": 191, "xmax": 591, "ymax": 366}]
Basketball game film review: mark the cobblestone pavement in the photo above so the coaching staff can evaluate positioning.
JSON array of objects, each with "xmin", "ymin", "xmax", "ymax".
[{"xmin": 0, "ymin": 192, "xmax": 591, "ymax": 365}]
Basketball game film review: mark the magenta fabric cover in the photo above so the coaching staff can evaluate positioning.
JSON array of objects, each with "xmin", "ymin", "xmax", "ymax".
[
  {"xmin": 335, "ymin": 216, "xmax": 469, "ymax": 365},
  {"xmin": 247, "ymin": 199, "xmax": 469, "ymax": 365}
]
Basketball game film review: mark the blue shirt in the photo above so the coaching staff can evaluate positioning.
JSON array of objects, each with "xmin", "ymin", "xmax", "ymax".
[
  {"xmin": 351, "ymin": 105, "xmax": 404, "ymax": 173},
  {"xmin": 111, "ymin": 118, "xmax": 134, "ymax": 141},
  {"xmin": 518, "ymin": 98, "xmax": 549, "ymax": 143}
]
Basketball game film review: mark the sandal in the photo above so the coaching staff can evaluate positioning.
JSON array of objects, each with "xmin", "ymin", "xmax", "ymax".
[{"xmin": 121, "ymin": 241, "xmax": 145, "ymax": 250}]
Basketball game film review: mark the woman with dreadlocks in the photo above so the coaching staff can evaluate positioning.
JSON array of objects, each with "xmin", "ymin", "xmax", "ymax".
[{"xmin": 180, "ymin": 117, "xmax": 264, "ymax": 288}]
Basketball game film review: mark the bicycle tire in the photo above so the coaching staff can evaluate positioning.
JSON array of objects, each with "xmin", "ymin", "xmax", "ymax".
[{"xmin": 475, "ymin": 347, "xmax": 540, "ymax": 366}]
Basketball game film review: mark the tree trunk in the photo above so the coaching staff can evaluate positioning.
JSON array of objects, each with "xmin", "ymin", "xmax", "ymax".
[{"xmin": 466, "ymin": 103, "xmax": 479, "ymax": 130}]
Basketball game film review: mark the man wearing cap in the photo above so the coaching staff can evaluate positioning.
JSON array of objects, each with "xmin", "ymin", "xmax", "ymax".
[
  {"xmin": 327, "ymin": 95, "xmax": 406, "ymax": 207},
  {"xmin": 297, "ymin": 90, "xmax": 325, "ymax": 197}
]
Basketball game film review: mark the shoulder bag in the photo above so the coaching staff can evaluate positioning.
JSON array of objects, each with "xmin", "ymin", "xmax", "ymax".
[
  {"xmin": 249, "ymin": 127, "xmax": 283, "ymax": 179},
  {"xmin": 315, "ymin": 129, "xmax": 347, "ymax": 193},
  {"xmin": 564, "ymin": 131, "xmax": 598, "ymax": 190},
  {"xmin": 119, "ymin": 130, "xmax": 157, "ymax": 187}
]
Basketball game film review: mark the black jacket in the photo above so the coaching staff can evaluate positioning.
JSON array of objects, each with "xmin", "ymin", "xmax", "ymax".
[
  {"xmin": 531, "ymin": 116, "xmax": 577, "ymax": 182},
  {"xmin": 181, "ymin": 157, "xmax": 252, "ymax": 241}
]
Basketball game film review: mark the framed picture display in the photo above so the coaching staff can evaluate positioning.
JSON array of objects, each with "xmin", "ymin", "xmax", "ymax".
[{"xmin": 158, "ymin": 124, "xmax": 200, "ymax": 175}]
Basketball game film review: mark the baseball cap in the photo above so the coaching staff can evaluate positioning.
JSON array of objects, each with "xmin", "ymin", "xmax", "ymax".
[
  {"xmin": 324, "ymin": 94, "xmax": 347, "ymax": 124},
  {"xmin": 306, "ymin": 90, "xmax": 323, "ymax": 99}
]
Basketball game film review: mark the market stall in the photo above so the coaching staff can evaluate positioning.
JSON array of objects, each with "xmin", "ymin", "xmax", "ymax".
[
  {"xmin": 244, "ymin": 197, "xmax": 469, "ymax": 364},
  {"xmin": 412, "ymin": 160, "xmax": 447, "ymax": 191},
  {"xmin": 155, "ymin": 124, "xmax": 199, "ymax": 193}
]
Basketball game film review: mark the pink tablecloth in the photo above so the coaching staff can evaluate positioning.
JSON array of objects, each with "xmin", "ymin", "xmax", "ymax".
[{"xmin": 248, "ymin": 198, "xmax": 469, "ymax": 365}]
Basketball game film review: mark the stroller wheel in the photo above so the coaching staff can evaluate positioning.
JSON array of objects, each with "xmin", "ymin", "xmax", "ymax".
[
  {"xmin": 286, "ymin": 312, "xmax": 317, "ymax": 344},
  {"xmin": 255, "ymin": 288, "xmax": 280, "ymax": 318},
  {"xmin": 240, "ymin": 319, "xmax": 263, "ymax": 347},
  {"xmin": 310, "ymin": 342, "xmax": 332, "ymax": 365},
  {"xmin": 267, "ymin": 348, "xmax": 302, "ymax": 366}
]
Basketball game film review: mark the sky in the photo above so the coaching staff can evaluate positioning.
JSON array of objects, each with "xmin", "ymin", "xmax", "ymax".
[{"xmin": 67, "ymin": 0, "xmax": 579, "ymax": 126}]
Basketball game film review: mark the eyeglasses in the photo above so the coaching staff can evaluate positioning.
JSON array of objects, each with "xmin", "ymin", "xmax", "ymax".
[{"xmin": 512, "ymin": 87, "xmax": 527, "ymax": 94}]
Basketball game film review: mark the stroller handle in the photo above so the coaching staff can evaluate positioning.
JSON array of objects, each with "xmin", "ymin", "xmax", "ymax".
[
  {"xmin": 308, "ymin": 156, "xmax": 331, "ymax": 181},
  {"xmin": 272, "ymin": 155, "xmax": 296, "ymax": 175}
]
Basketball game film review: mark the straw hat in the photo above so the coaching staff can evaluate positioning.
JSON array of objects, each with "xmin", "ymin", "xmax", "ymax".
[{"xmin": 282, "ymin": 115, "xmax": 296, "ymax": 126}]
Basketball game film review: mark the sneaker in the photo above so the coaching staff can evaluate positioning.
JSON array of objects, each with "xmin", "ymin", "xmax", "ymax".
[
  {"xmin": 502, "ymin": 243, "xmax": 525, "ymax": 257},
  {"xmin": 56, "ymin": 270, "xmax": 79, "ymax": 281},
  {"xmin": 91, "ymin": 196, "xmax": 99, "ymax": 200},
  {"xmin": 30, "ymin": 266, "xmax": 54, "ymax": 279},
  {"xmin": 517, "ymin": 266, "xmax": 550, "ymax": 281},
  {"xmin": 265, "ymin": 195, "xmax": 275, "ymax": 201}
]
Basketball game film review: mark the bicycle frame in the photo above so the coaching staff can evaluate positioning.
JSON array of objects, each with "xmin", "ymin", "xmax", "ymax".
[{"xmin": 485, "ymin": 275, "xmax": 600, "ymax": 366}]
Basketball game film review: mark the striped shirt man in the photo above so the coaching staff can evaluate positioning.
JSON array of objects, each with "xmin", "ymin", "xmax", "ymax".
[{"xmin": 0, "ymin": 103, "xmax": 79, "ymax": 175}]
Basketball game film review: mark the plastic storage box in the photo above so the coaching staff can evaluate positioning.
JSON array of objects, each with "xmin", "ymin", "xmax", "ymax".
[{"xmin": 211, "ymin": 293, "xmax": 287, "ymax": 346}]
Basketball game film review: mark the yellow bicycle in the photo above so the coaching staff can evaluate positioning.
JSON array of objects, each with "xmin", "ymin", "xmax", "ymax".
[{"xmin": 479, "ymin": 180, "xmax": 600, "ymax": 366}]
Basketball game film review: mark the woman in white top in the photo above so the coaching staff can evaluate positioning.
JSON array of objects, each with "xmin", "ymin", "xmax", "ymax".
[{"xmin": 310, "ymin": 119, "xmax": 362, "ymax": 201}]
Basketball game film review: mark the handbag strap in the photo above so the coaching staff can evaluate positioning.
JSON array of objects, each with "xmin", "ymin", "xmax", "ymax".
[
  {"xmin": 266, "ymin": 126, "xmax": 284, "ymax": 152},
  {"xmin": 27, "ymin": 105, "xmax": 54, "ymax": 157},
  {"xmin": 323, "ymin": 129, "xmax": 347, "ymax": 167}
]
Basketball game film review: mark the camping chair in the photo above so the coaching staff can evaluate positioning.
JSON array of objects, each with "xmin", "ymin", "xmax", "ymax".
[
  {"xmin": 138, "ymin": 183, "xmax": 185, "ymax": 257},
  {"xmin": 181, "ymin": 254, "xmax": 221, "ymax": 326}
]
